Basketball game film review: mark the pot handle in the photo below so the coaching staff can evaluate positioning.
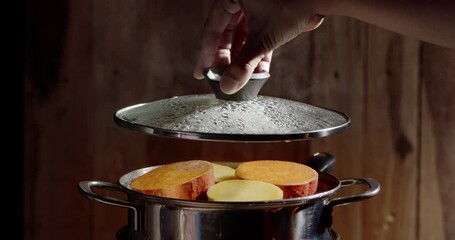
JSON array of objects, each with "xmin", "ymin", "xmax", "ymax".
[
  {"xmin": 328, "ymin": 178, "xmax": 380, "ymax": 208},
  {"xmin": 306, "ymin": 152, "xmax": 336, "ymax": 173},
  {"xmin": 78, "ymin": 181, "xmax": 139, "ymax": 231}
]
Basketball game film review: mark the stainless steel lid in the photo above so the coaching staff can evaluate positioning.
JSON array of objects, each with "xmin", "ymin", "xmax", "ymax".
[{"xmin": 114, "ymin": 68, "xmax": 350, "ymax": 142}]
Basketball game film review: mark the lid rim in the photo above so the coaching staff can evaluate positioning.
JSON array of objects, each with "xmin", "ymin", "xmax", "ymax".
[{"xmin": 114, "ymin": 111, "xmax": 350, "ymax": 143}]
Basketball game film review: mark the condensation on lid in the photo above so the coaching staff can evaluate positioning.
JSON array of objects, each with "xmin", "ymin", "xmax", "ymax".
[{"xmin": 114, "ymin": 94, "xmax": 350, "ymax": 142}]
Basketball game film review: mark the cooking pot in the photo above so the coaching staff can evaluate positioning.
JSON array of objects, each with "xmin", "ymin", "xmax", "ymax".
[{"xmin": 79, "ymin": 153, "xmax": 380, "ymax": 240}]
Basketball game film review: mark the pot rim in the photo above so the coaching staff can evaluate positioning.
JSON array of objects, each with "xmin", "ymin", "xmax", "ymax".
[{"xmin": 117, "ymin": 163, "xmax": 341, "ymax": 210}]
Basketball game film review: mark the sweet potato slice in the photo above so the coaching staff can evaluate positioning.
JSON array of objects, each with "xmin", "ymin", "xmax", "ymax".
[
  {"xmin": 130, "ymin": 160, "xmax": 215, "ymax": 200},
  {"xmin": 212, "ymin": 163, "xmax": 237, "ymax": 182},
  {"xmin": 207, "ymin": 179, "xmax": 283, "ymax": 202},
  {"xmin": 235, "ymin": 160, "xmax": 318, "ymax": 198}
]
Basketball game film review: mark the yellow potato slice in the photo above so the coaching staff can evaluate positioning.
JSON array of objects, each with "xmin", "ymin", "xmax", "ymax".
[
  {"xmin": 212, "ymin": 163, "xmax": 237, "ymax": 182},
  {"xmin": 207, "ymin": 179, "xmax": 283, "ymax": 202}
]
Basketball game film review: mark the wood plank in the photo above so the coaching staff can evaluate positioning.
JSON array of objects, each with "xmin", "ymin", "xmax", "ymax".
[
  {"xmin": 309, "ymin": 19, "xmax": 420, "ymax": 239},
  {"xmin": 309, "ymin": 16, "xmax": 369, "ymax": 239},
  {"xmin": 24, "ymin": 0, "xmax": 94, "ymax": 239},
  {"xmin": 420, "ymin": 44, "xmax": 455, "ymax": 240},
  {"xmin": 359, "ymin": 27, "xmax": 420, "ymax": 240}
]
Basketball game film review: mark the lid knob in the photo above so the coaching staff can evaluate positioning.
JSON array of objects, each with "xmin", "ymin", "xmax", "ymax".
[{"xmin": 204, "ymin": 67, "xmax": 270, "ymax": 101}]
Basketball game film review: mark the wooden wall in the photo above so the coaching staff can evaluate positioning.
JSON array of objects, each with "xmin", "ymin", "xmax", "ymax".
[{"xmin": 24, "ymin": 0, "xmax": 454, "ymax": 239}]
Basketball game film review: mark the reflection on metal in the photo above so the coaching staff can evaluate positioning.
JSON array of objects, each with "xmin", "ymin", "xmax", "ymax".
[{"xmin": 114, "ymin": 95, "xmax": 350, "ymax": 142}]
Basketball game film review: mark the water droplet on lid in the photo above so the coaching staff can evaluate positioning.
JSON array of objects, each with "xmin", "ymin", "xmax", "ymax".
[{"xmin": 118, "ymin": 94, "xmax": 348, "ymax": 137}]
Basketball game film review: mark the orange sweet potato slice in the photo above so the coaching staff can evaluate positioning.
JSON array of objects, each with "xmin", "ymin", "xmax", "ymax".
[
  {"xmin": 235, "ymin": 160, "xmax": 318, "ymax": 198},
  {"xmin": 130, "ymin": 160, "xmax": 215, "ymax": 200}
]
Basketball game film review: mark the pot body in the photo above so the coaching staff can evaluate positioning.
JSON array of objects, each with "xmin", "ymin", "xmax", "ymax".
[
  {"xmin": 79, "ymin": 165, "xmax": 379, "ymax": 240},
  {"xmin": 123, "ymin": 196, "xmax": 333, "ymax": 240}
]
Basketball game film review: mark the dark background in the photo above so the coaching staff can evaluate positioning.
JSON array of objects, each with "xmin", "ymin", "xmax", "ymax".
[{"xmin": 23, "ymin": 0, "xmax": 454, "ymax": 239}]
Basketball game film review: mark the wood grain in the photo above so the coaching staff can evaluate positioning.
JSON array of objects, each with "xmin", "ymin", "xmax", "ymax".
[
  {"xmin": 307, "ymin": 16, "xmax": 369, "ymax": 239},
  {"xmin": 24, "ymin": 0, "xmax": 95, "ymax": 239},
  {"xmin": 420, "ymin": 44, "xmax": 455, "ymax": 240},
  {"xmin": 307, "ymin": 19, "xmax": 421, "ymax": 240},
  {"xmin": 360, "ymin": 27, "xmax": 420, "ymax": 240}
]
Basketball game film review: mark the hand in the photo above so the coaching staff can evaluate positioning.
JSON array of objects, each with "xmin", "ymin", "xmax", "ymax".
[{"xmin": 193, "ymin": 0, "xmax": 324, "ymax": 94}]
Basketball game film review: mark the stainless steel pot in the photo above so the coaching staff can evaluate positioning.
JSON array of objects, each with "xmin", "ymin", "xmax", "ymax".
[{"xmin": 78, "ymin": 154, "xmax": 380, "ymax": 240}]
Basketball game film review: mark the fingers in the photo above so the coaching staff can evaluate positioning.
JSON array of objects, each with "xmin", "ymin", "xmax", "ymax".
[
  {"xmin": 193, "ymin": 0, "xmax": 241, "ymax": 79},
  {"xmin": 213, "ymin": 11, "xmax": 243, "ymax": 67},
  {"xmin": 218, "ymin": 12, "xmax": 322, "ymax": 94},
  {"xmin": 305, "ymin": 14, "xmax": 325, "ymax": 32},
  {"xmin": 219, "ymin": 16, "xmax": 273, "ymax": 94},
  {"xmin": 219, "ymin": 42, "xmax": 272, "ymax": 94},
  {"xmin": 194, "ymin": 0, "xmax": 324, "ymax": 94},
  {"xmin": 231, "ymin": 14, "xmax": 247, "ymax": 60},
  {"xmin": 256, "ymin": 51, "xmax": 272, "ymax": 73}
]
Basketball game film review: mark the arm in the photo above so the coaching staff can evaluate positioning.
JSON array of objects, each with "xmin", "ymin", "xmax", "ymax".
[
  {"xmin": 319, "ymin": 0, "xmax": 455, "ymax": 50},
  {"xmin": 193, "ymin": 0, "xmax": 455, "ymax": 95}
]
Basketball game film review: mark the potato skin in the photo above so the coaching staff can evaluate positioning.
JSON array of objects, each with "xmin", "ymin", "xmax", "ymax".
[
  {"xmin": 140, "ymin": 170, "xmax": 215, "ymax": 200},
  {"xmin": 278, "ymin": 179, "xmax": 318, "ymax": 198},
  {"xmin": 131, "ymin": 160, "xmax": 215, "ymax": 200}
]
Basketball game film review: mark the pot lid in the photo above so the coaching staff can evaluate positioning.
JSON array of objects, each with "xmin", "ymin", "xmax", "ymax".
[{"xmin": 114, "ymin": 68, "xmax": 350, "ymax": 142}]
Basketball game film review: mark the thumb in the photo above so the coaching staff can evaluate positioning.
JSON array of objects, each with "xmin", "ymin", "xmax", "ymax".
[{"xmin": 220, "ymin": 42, "xmax": 266, "ymax": 94}]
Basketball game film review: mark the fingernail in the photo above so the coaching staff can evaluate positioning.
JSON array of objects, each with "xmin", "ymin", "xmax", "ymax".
[
  {"xmin": 193, "ymin": 70, "xmax": 204, "ymax": 80},
  {"xmin": 220, "ymin": 77, "xmax": 240, "ymax": 95}
]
